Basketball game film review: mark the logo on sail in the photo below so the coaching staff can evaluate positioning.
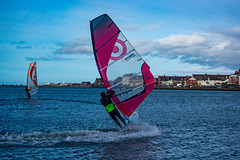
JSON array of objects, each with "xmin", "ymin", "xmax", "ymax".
[{"xmin": 110, "ymin": 39, "xmax": 127, "ymax": 60}]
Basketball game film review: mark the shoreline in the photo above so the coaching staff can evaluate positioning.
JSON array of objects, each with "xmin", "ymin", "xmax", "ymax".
[
  {"xmin": 154, "ymin": 87, "xmax": 240, "ymax": 91},
  {"xmin": 1, "ymin": 85, "xmax": 240, "ymax": 91}
]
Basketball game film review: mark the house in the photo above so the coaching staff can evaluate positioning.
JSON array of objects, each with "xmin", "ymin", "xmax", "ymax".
[
  {"xmin": 229, "ymin": 69, "xmax": 240, "ymax": 86},
  {"xmin": 186, "ymin": 77, "xmax": 198, "ymax": 86},
  {"xmin": 157, "ymin": 76, "xmax": 185, "ymax": 87},
  {"xmin": 193, "ymin": 74, "xmax": 229, "ymax": 86}
]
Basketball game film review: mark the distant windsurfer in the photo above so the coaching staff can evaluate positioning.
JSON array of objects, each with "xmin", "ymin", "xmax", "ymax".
[
  {"xmin": 25, "ymin": 87, "xmax": 31, "ymax": 98},
  {"xmin": 100, "ymin": 90, "xmax": 126, "ymax": 128}
]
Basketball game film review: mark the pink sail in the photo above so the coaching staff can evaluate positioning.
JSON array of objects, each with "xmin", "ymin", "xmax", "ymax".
[{"xmin": 90, "ymin": 14, "xmax": 155, "ymax": 116}]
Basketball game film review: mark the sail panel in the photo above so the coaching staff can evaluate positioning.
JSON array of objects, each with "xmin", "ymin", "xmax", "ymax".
[
  {"xmin": 90, "ymin": 14, "xmax": 154, "ymax": 116},
  {"xmin": 92, "ymin": 15, "xmax": 119, "ymax": 52}
]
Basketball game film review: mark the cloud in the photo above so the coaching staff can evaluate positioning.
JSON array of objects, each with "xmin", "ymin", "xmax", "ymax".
[
  {"xmin": 39, "ymin": 27, "xmax": 239, "ymax": 71},
  {"xmin": 25, "ymin": 38, "xmax": 94, "ymax": 62},
  {"xmin": 54, "ymin": 38, "xmax": 92, "ymax": 55},
  {"xmin": 11, "ymin": 40, "xmax": 32, "ymax": 49},
  {"xmin": 134, "ymin": 27, "xmax": 240, "ymax": 70},
  {"xmin": 208, "ymin": 27, "xmax": 240, "ymax": 40},
  {"xmin": 11, "ymin": 41, "xmax": 26, "ymax": 45},
  {"xmin": 172, "ymin": 66, "xmax": 234, "ymax": 75},
  {"xmin": 16, "ymin": 46, "xmax": 32, "ymax": 49}
]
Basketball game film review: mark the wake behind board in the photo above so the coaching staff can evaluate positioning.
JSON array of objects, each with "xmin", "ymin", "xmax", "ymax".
[{"xmin": 126, "ymin": 111, "xmax": 139, "ymax": 125}]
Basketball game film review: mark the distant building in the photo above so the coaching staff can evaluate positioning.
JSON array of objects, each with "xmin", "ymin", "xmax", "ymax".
[
  {"xmin": 122, "ymin": 73, "xmax": 133, "ymax": 86},
  {"xmin": 56, "ymin": 82, "xmax": 62, "ymax": 85},
  {"xmin": 113, "ymin": 77, "xmax": 122, "ymax": 84},
  {"xmin": 196, "ymin": 76, "xmax": 227, "ymax": 86},
  {"xmin": 71, "ymin": 83, "xmax": 81, "ymax": 87},
  {"xmin": 155, "ymin": 78, "xmax": 158, "ymax": 87},
  {"xmin": 45, "ymin": 82, "xmax": 54, "ymax": 86},
  {"xmin": 192, "ymin": 74, "xmax": 229, "ymax": 86},
  {"xmin": 229, "ymin": 75, "xmax": 238, "ymax": 85},
  {"xmin": 157, "ymin": 73, "xmax": 232, "ymax": 87},
  {"xmin": 62, "ymin": 83, "xmax": 71, "ymax": 86},
  {"xmin": 186, "ymin": 76, "xmax": 198, "ymax": 86},
  {"xmin": 157, "ymin": 76, "xmax": 185, "ymax": 87},
  {"xmin": 229, "ymin": 69, "xmax": 240, "ymax": 86},
  {"xmin": 81, "ymin": 81, "xmax": 91, "ymax": 87},
  {"xmin": 122, "ymin": 73, "xmax": 143, "ymax": 86},
  {"xmin": 93, "ymin": 78, "xmax": 104, "ymax": 87}
]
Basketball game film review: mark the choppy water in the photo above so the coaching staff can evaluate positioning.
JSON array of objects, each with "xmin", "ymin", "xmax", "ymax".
[{"xmin": 0, "ymin": 86, "xmax": 239, "ymax": 159}]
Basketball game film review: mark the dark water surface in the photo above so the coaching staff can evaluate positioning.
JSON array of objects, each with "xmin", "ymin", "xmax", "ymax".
[{"xmin": 0, "ymin": 86, "xmax": 239, "ymax": 159}]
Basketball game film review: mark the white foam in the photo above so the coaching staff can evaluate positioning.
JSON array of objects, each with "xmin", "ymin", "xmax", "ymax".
[{"xmin": 0, "ymin": 122, "xmax": 160, "ymax": 146}]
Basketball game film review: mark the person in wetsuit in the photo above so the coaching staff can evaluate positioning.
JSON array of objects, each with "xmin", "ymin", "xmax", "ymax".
[
  {"xmin": 25, "ymin": 87, "xmax": 31, "ymax": 98},
  {"xmin": 100, "ymin": 90, "xmax": 126, "ymax": 128}
]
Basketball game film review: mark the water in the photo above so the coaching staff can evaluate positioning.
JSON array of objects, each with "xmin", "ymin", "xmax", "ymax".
[{"xmin": 0, "ymin": 86, "xmax": 239, "ymax": 159}]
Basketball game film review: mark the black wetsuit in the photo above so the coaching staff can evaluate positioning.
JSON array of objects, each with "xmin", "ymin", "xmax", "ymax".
[
  {"xmin": 25, "ymin": 87, "xmax": 31, "ymax": 98},
  {"xmin": 100, "ymin": 91, "xmax": 126, "ymax": 128}
]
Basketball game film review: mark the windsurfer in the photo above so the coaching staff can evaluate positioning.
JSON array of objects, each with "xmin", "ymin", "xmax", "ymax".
[
  {"xmin": 100, "ymin": 90, "xmax": 126, "ymax": 128},
  {"xmin": 25, "ymin": 87, "xmax": 31, "ymax": 98}
]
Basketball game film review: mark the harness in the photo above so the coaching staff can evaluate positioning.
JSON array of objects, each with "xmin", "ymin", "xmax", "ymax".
[{"xmin": 105, "ymin": 103, "xmax": 115, "ymax": 112}]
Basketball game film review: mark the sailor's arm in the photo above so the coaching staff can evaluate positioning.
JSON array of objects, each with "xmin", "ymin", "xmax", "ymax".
[{"xmin": 107, "ymin": 90, "xmax": 115, "ymax": 97}]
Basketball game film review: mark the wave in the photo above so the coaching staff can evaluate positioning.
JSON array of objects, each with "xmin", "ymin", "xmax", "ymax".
[{"xmin": 0, "ymin": 123, "xmax": 160, "ymax": 147}]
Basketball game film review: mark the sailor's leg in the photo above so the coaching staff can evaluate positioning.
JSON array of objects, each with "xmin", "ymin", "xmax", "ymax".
[
  {"xmin": 109, "ymin": 112, "xmax": 122, "ymax": 128},
  {"xmin": 115, "ymin": 110, "xmax": 126, "ymax": 125}
]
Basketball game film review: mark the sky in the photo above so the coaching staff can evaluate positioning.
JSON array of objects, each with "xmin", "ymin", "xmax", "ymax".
[{"xmin": 0, "ymin": 0, "xmax": 240, "ymax": 85}]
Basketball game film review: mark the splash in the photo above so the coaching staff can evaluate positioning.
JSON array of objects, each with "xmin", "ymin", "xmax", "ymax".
[{"xmin": 0, "ymin": 123, "xmax": 160, "ymax": 147}]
